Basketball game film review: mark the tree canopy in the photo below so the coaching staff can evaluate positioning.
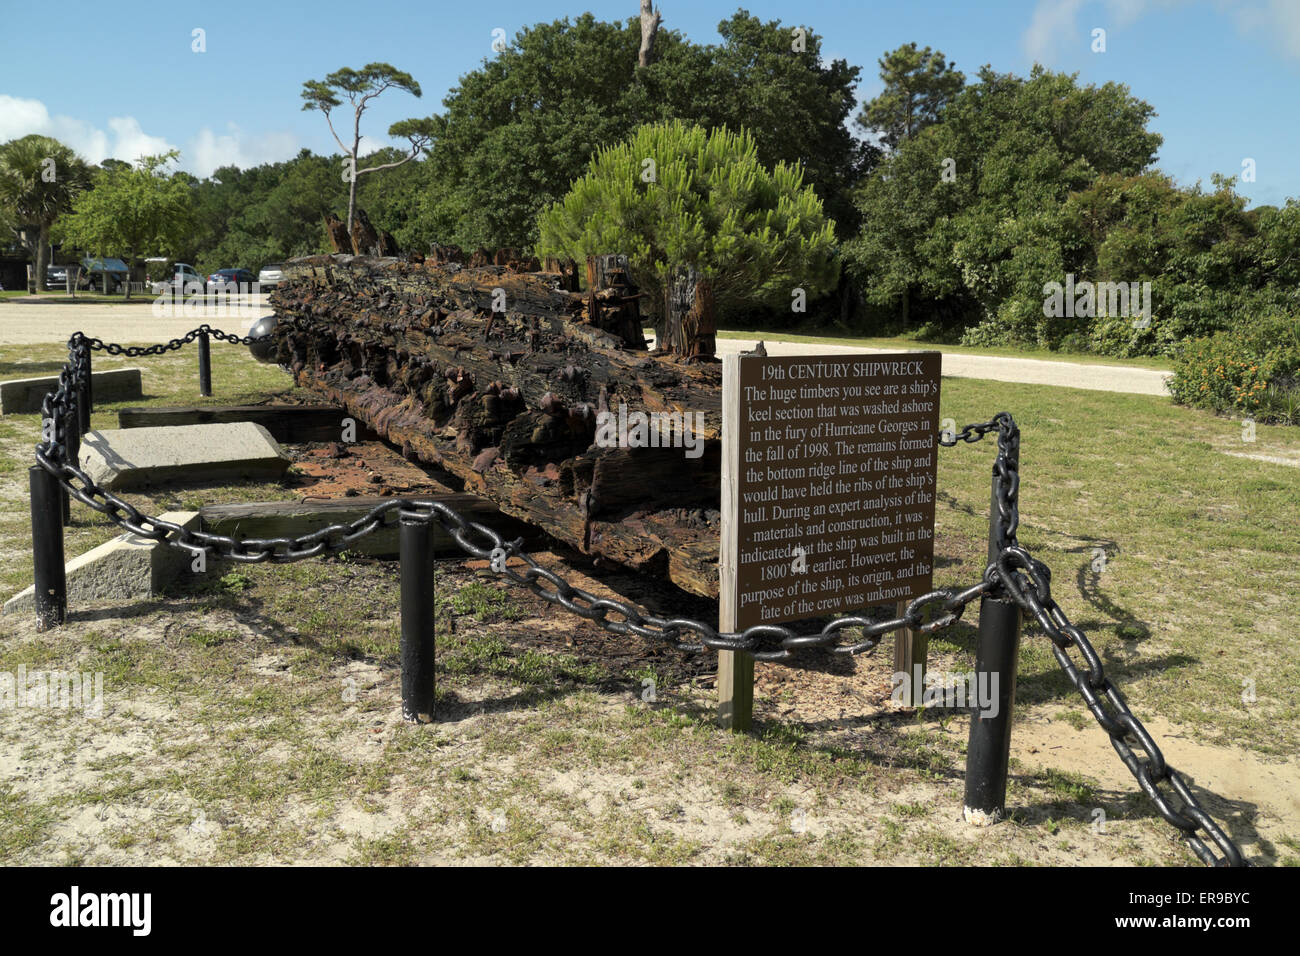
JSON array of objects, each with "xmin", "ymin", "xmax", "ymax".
[
  {"xmin": 537, "ymin": 120, "xmax": 837, "ymax": 320},
  {"xmin": 7, "ymin": 13, "xmax": 1295, "ymax": 361},
  {"xmin": 857, "ymin": 43, "xmax": 965, "ymax": 149},
  {"xmin": 403, "ymin": 11, "xmax": 871, "ymax": 251},
  {"xmin": 0, "ymin": 134, "xmax": 92, "ymax": 290},
  {"xmin": 56, "ymin": 151, "xmax": 195, "ymax": 294},
  {"xmin": 301, "ymin": 61, "xmax": 435, "ymax": 234}
]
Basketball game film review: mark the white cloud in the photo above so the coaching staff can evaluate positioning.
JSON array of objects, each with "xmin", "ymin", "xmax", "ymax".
[
  {"xmin": 1024, "ymin": 0, "xmax": 1300, "ymax": 64},
  {"xmin": 105, "ymin": 116, "xmax": 174, "ymax": 165},
  {"xmin": 187, "ymin": 125, "xmax": 302, "ymax": 178},
  {"xmin": 0, "ymin": 94, "xmax": 175, "ymax": 165},
  {"xmin": 1229, "ymin": 0, "xmax": 1300, "ymax": 58},
  {"xmin": 0, "ymin": 94, "xmax": 304, "ymax": 176},
  {"xmin": 1024, "ymin": 0, "xmax": 1089, "ymax": 64},
  {"xmin": 356, "ymin": 135, "xmax": 382, "ymax": 159}
]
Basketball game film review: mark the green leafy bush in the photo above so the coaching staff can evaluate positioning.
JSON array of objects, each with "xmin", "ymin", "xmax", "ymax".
[
  {"xmin": 537, "ymin": 120, "xmax": 837, "ymax": 316},
  {"xmin": 1168, "ymin": 314, "xmax": 1300, "ymax": 421}
]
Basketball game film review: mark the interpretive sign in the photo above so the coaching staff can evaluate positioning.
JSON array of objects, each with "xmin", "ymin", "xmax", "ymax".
[{"xmin": 720, "ymin": 352, "xmax": 942, "ymax": 632}]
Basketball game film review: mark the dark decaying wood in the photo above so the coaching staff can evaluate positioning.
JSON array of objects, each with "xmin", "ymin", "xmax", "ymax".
[
  {"xmin": 585, "ymin": 254, "xmax": 647, "ymax": 350},
  {"xmin": 428, "ymin": 244, "xmax": 465, "ymax": 266},
  {"xmin": 543, "ymin": 257, "xmax": 581, "ymax": 292},
  {"xmin": 324, "ymin": 213, "xmax": 352, "ymax": 254},
  {"xmin": 662, "ymin": 265, "xmax": 717, "ymax": 358},
  {"xmin": 269, "ymin": 254, "xmax": 723, "ymax": 597}
]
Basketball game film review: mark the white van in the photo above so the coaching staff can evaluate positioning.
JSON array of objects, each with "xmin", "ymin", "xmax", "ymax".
[{"xmin": 153, "ymin": 263, "xmax": 205, "ymax": 296}]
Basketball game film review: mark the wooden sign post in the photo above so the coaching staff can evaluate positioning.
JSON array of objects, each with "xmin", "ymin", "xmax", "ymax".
[{"xmin": 719, "ymin": 351, "xmax": 943, "ymax": 730}]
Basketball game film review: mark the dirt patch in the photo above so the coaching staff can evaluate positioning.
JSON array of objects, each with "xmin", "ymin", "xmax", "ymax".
[
  {"xmin": 287, "ymin": 440, "xmax": 454, "ymax": 498},
  {"xmin": 2, "ymin": 540, "xmax": 1291, "ymax": 866}
]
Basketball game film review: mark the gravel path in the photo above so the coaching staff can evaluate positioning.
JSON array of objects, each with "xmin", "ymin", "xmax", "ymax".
[
  {"xmin": 0, "ymin": 297, "xmax": 271, "ymax": 345},
  {"xmin": 0, "ymin": 300, "xmax": 1170, "ymax": 396},
  {"xmin": 714, "ymin": 338, "xmax": 1172, "ymax": 396}
]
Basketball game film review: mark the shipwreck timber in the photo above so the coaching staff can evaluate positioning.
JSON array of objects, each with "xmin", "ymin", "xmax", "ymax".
[{"xmin": 268, "ymin": 254, "xmax": 724, "ymax": 597}]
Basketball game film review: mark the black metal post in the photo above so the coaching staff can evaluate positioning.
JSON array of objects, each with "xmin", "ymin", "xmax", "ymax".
[
  {"xmin": 963, "ymin": 430, "xmax": 1023, "ymax": 825},
  {"xmin": 198, "ymin": 331, "xmax": 212, "ymax": 397},
  {"xmin": 29, "ymin": 465, "xmax": 67, "ymax": 631},
  {"xmin": 60, "ymin": 407, "xmax": 72, "ymax": 524},
  {"xmin": 963, "ymin": 596, "xmax": 1021, "ymax": 823},
  {"xmin": 64, "ymin": 415, "xmax": 79, "ymax": 522},
  {"xmin": 77, "ymin": 341, "xmax": 92, "ymax": 434},
  {"xmin": 399, "ymin": 515, "xmax": 436, "ymax": 721}
]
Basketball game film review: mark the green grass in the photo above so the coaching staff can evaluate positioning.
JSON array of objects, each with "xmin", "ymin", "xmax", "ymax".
[
  {"xmin": 0, "ymin": 337, "xmax": 1295, "ymax": 865},
  {"xmin": 0, "ymin": 340, "xmax": 301, "ymax": 596},
  {"xmin": 943, "ymin": 379, "xmax": 1300, "ymax": 754},
  {"xmin": 707, "ymin": 329, "xmax": 1175, "ymax": 371},
  {"xmin": 444, "ymin": 580, "xmax": 525, "ymax": 622},
  {"xmin": 0, "ymin": 290, "xmax": 162, "ymax": 304}
]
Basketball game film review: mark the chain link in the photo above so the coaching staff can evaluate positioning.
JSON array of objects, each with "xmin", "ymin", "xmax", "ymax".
[
  {"xmin": 991, "ymin": 546, "xmax": 1245, "ymax": 866},
  {"xmin": 32, "ymin": 330, "xmax": 1246, "ymax": 866}
]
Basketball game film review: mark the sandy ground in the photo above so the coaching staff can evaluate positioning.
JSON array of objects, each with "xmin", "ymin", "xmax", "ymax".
[
  {"xmin": 1, "ymin": 299, "xmax": 1170, "ymax": 395},
  {"xmin": 0, "ymin": 296, "xmax": 271, "ymax": 345},
  {"xmin": 713, "ymin": 338, "xmax": 1173, "ymax": 396},
  {"xmin": 4, "ymin": 300, "xmax": 1280, "ymax": 866},
  {"xmin": 1, "ymin": 553, "xmax": 1292, "ymax": 866}
]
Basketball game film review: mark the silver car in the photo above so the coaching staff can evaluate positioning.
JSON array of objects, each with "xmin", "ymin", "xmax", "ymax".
[{"xmin": 257, "ymin": 263, "xmax": 284, "ymax": 288}]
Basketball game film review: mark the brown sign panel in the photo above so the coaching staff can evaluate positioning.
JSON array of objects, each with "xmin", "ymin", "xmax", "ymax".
[{"xmin": 720, "ymin": 352, "xmax": 942, "ymax": 631}]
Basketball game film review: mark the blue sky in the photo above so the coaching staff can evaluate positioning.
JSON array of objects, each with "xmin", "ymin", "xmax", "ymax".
[{"xmin": 2, "ymin": 0, "xmax": 1298, "ymax": 207}]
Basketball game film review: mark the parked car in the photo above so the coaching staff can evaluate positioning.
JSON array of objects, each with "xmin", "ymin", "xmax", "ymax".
[
  {"xmin": 153, "ymin": 263, "xmax": 205, "ymax": 295},
  {"xmin": 205, "ymin": 268, "xmax": 257, "ymax": 294},
  {"xmin": 44, "ymin": 263, "xmax": 77, "ymax": 290},
  {"xmin": 257, "ymin": 262, "xmax": 284, "ymax": 288},
  {"xmin": 79, "ymin": 257, "xmax": 130, "ymax": 293}
]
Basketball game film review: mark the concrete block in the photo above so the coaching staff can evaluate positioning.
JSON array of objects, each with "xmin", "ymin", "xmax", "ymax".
[
  {"xmin": 0, "ymin": 367, "xmax": 143, "ymax": 414},
  {"xmin": 3, "ymin": 511, "xmax": 200, "ymax": 615},
  {"xmin": 79, "ymin": 422, "xmax": 291, "ymax": 490}
]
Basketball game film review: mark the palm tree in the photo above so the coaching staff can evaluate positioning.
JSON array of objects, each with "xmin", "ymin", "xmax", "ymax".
[{"xmin": 0, "ymin": 135, "xmax": 92, "ymax": 293}]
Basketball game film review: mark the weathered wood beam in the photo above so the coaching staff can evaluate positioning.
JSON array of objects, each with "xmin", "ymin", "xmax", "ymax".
[{"xmin": 267, "ymin": 254, "xmax": 724, "ymax": 597}]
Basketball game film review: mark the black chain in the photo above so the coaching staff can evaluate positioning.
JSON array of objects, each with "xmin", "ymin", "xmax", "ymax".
[
  {"xmin": 992, "ymin": 546, "xmax": 1245, "ymax": 866},
  {"xmin": 32, "ymin": 330, "xmax": 1246, "ymax": 866},
  {"xmin": 398, "ymin": 498, "xmax": 994, "ymax": 661},
  {"xmin": 79, "ymin": 322, "xmax": 274, "ymax": 357}
]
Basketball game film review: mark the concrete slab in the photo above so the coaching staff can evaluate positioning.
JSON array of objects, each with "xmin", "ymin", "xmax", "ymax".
[
  {"xmin": 3, "ymin": 511, "xmax": 200, "ymax": 615},
  {"xmin": 79, "ymin": 422, "xmax": 291, "ymax": 490},
  {"xmin": 0, "ymin": 367, "xmax": 143, "ymax": 414}
]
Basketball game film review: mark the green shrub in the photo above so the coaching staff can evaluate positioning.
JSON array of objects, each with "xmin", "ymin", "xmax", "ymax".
[
  {"xmin": 1257, "ymin": 383, "xmax": 1300, "ymax": 427},
  {"xmin": 537, "ymin": 120, "xmax": 837, "ymax": 322},
  {"xmin": 1168, "ymin": 314, "xmax": 1300, "ymax": 421}
]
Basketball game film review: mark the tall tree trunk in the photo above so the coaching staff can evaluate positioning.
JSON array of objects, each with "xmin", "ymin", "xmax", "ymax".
[
  {"xmin": 346, "ymin": 159, "xmax": 358, "ymax": 238},
  {"xmin": 347, "ymin": 124, "xmax": 361, "ymax": 235},
  {"xmin": 35, "ymin": 221, "xmax": 50, "ymax": 295},
  {"xmin": 838, "ymin": 262, "xmax": 854, "ymax": 327},
  {"xmin": 638, "ymin": 1, "xmax": 660, "ymax": 68}
]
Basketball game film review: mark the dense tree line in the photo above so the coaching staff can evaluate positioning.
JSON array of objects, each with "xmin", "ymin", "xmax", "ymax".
[{"xmin": 2, "ymin": 8, "xmax": 1297, "ymax": 363}]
